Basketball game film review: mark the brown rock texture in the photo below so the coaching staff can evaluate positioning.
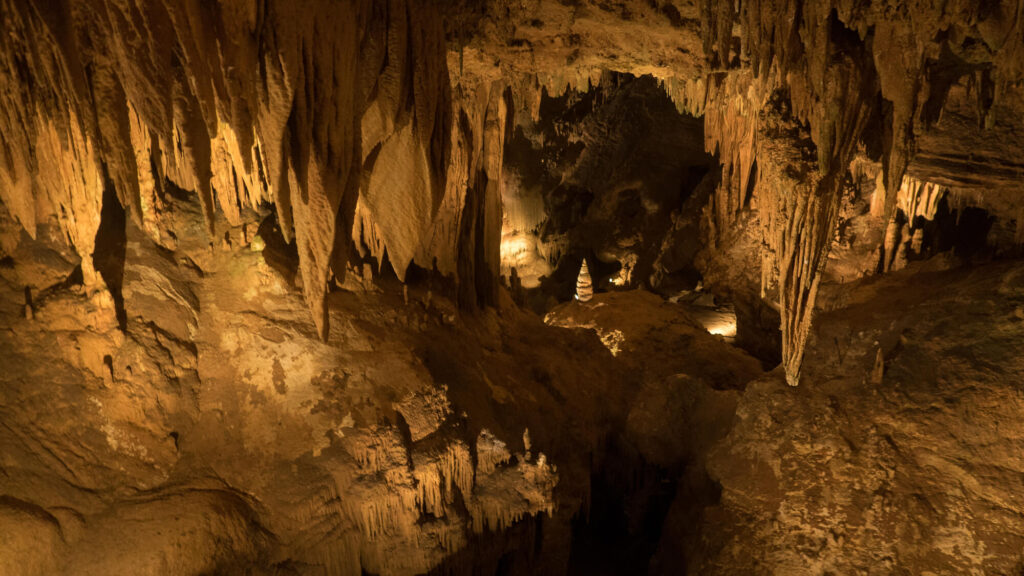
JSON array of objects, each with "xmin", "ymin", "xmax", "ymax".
[
  {"xmin": 0, "ymin": 203, "xmax": 634, "ymax": 574},
  {"xmin": 682, "ymin": 261, "xmax": 1024, "ymax": 575},
  {"xmin": 0, "ymin": 0, "xmax": 454, "ymax": 340},
  {"xmin": 2, "ymin": 0, "xmax": 1024, "ymax": 574},
  {"xmin": 697, "ymin": 1, "xmax": 1024, "ymax": 383}
]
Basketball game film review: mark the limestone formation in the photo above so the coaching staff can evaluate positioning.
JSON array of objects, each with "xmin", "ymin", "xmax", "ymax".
[
  {"xmin": 576, "ymin": 259, "xmax": 593, "ymax": 302},
  {"xmin": 0, "ymin": 0, "xmax": 459, "ymax": 341},
  {"xmin": 3, "ymin": 1, "xmax": 1024, "ymax": 574},
  {"xmin": 698, "ymin": 0, "xmax": 1024, "ymax": 384}
]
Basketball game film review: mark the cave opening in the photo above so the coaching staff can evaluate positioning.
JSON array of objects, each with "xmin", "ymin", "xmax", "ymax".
[
  {"xmin": 931, "ymin": 200, "xmax": 996, "ymax": 260},
  {"xmin": 496, "ymin": 71, "xmax": 757, "ymax": 574},
  {"xmin": 500, "ymin": 72, "xmax": 721, "ymax": 313},
  {"xmin": 567, "ymin": 437, "xmax": 680, "ymax": 576}
]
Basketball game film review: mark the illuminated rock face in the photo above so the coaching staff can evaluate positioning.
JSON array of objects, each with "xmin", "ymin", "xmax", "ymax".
[
  {"xmin": 696, "ymin": 1, "xmax": 1024, "ymax": 385},
  {"xmin": 668, "ymin": 263, "xmax": 1024, "ymax": 575},
  {"xmin": 3, "ymin": 1, "xmax": 1024, "ymax": 575},
  {"xmin": 0, "ymin": 206, "xmax": 623, "ymax": 575},
  {"xmin": 575, "ymin": 260, "xmax": 593, "ymax": 302},
  {"xmin": 0, "ymin": 0, "xmax": 457, "ymax": 341}
]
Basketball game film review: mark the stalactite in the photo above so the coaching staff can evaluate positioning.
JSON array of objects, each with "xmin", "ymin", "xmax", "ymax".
[
  {"xmin": 873, "ymin": 174, "xmax": 948, "ymax": 271},
  {"xmin": 702, "ymin": 71, "xmax": 762, "ymax": 242},
  {"xmin": 660, "ymin": 76, "xmax": 708, "ymax": 117},
  {"xmin": 692, "ymin": 1, "xmax": 996, "ymax": 384},
  {"xmin": 467, "ymin": 451, "xmax": 557, "ymax": 534},
  {"xmin": 412, "ymin": 439, "xmax": 473, "ymax": 519},
  {"xmin": 758, "ymin": 79, "xmax": 876, "ymax": 385},
  {"xmin": 756, "ymin": 98, "xmax": 847, "ymax": 386},
  {"xmin": 280, "ymin": 420, "xmax": 555, "ymax": 573},
  {"xmin": 709, "ymin": 0, "xmax": 1024, "ymax": 271},
  {"xmin": 0, "ymin": 0, "xmax": 453, "ymax": 340},
  {"xmin": 0, "ymin": 0, "xmax": 105, "ymax": 285},
  {"xmin": 452, "ymin": 81, "xmax": 508, "ymax": 309},
  {"xmin": 897, "ymin": 176, "xmax": 946, "ymax": 224}
]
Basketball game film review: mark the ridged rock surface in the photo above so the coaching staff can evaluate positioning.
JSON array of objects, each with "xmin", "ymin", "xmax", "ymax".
[
  {"xmin": 3, "ymin": 1, "xmax": 1024, "ymax": 574},
  {"xmin": 0, "ymin": 202, "xmax": 633, "ymax": 574},
  {"xmin": 0, "ymin": 0, "xmax": 453, "ymax": 340}
]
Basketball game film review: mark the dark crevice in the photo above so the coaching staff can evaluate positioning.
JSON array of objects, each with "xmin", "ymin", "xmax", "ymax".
[
  {"xmin": 567, "ymin": 436, "xmax": 678, "ymax": 575},
  {"xmin": 92, "ymin": 181, "xmax": 128, "ymax": 330},
  {"xmin": 931, "ymin": 199, "xmax": 995, "ymax": 260},
  {"xmin": 256, "ymin": 211, "xmax": 299, "ymax": 284},
  {"xmin": 921, "ymin": 42, "xmax": 982, "ymax": 128},
  {"xmin": 503, "ymin": 73, "xmax": 711, "ymax": 312}
]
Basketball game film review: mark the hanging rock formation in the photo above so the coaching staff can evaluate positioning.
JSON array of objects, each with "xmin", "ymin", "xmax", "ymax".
[
  {"xmin": 0, "ymin": 0, "xmax": 456, "ymax": 340},
  {"xmin": 697, "ymin": 0, "xmax": 1024, "ymax": 384}
]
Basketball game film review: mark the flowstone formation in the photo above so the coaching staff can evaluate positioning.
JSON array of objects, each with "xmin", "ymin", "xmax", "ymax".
[
  {"xmin": 0, "ymin": 0, "xmax": 461, "ymax": 341},
  {"xmin": 697, "ymin": 1, "xmax": 1024, "ymax": 384},
  {"xmin": 0, "ymin": 201, "xmax": 626, "ymax": 574}
]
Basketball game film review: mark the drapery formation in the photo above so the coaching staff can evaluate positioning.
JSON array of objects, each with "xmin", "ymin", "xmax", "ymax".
[
  {"xmin": 0, "ymin": 0, "xmax": 455, "ymax": 340},
  {"xmin": 3, "ymin": 0, "xmax": 1023, "ymax": 374},
  {"xmin": 700, "ymin": 0, "xmax": 1024, "ymax": 384}
]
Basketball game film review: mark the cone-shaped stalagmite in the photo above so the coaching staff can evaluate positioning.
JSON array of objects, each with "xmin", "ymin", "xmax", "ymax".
[{"xmin": 576, "ymin": 259, "xmax": 593, "ymax": 302}]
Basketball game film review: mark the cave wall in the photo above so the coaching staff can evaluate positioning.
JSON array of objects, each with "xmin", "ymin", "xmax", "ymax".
[
  {"xmin": 3, "ymin": 0, "xmax": 1023, "ymax": 378},
  {"xmin": 697, "ymin": 0, "xmax": 1024, "ymax": 384},
  {"xmin": 0, "ymin": 0, "xmax": 458, "ymax": 341},
  {"xmin": 0, "ymin": 0, "xmax": 713, "ymax": 337}
]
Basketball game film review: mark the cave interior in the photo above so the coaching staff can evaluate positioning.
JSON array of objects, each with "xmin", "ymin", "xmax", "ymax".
[{"xmin": 2, "ymin": 1, "xmax": 1024, "ymax": 575}]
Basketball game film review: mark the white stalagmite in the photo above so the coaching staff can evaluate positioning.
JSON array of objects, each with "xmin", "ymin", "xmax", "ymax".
[{"xmin": 576, "ymin": 259, "xmax": 593, "ymax": 302}]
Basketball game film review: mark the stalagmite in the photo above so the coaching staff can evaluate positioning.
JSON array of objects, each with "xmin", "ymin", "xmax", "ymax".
[
  {"xmin": 871, "ymin": 346, "xmax": 885, "ymax": 384},
  {"xmin": 576, "ymin": 259, "xmax": 594, "ymax": 303},
  {"xmin": 883, "ymin": 219, "xmax": 902, "ymax": 273}
]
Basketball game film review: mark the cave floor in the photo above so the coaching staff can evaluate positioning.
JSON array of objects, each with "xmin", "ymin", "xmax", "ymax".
[{"xmin": 4, "ymin": 207, "xmax": 1024, "ymax": 575}]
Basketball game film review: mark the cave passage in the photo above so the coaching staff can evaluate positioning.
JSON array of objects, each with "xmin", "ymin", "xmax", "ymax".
[{"xmin": 500, "ymin": 72, "xmax": 713, "ymax": 306}]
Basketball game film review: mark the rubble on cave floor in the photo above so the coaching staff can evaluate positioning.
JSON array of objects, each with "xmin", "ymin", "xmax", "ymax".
[
  {"xmin": 544, "ymin": 289, "xmax": 759, "ymax": 390},
  {"xmin": 2, "ymin": 206, "xmax": 711, "ymax": 574},
  {"xmin": 667, "ymin": 260, "xmax": 1024, "ymax": 575}
]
